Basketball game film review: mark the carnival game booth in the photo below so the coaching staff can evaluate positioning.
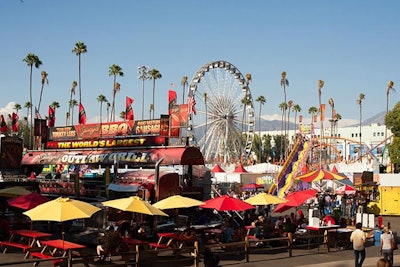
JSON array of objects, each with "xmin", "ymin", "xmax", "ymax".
[{"xmin": 20, "ymin": 120, "xmax": 205, "ymax": 202}]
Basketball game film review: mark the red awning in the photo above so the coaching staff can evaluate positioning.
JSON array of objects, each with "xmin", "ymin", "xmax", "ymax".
[{"xmin": 21, "ymin": 146, "xmax": 204, "ymax": 166}]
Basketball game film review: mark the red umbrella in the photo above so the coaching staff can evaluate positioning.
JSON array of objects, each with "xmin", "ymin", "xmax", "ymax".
[
  {"xmin": 242, "ymin": 183, "xmax": 264, "ymax": 191},
  {"xmin": 273, "ymin": 189, "xmax": 317, "ymax": 213},
  {"xmin": 211, "ymin": 164, "xmax": 225, "ymax": 173},
  {"xmin": 200, "ymin": 195, "xmax": 255, "ymax": 211},
  {"xmin": 295, "ymin": 168, "xmax": 345, "ymax": 183},
  {"xmin": 7, "ymin": 192, "xmax": 50, "ymax": 210},
  {"xmin": 234, "ymin": 164, "xmax": 248, "ymax": 173}
]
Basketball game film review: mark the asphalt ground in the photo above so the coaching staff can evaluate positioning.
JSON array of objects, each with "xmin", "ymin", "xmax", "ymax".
[{"xmin": 1, "ymin": 215, "xmax": 399, "ymax": 267}]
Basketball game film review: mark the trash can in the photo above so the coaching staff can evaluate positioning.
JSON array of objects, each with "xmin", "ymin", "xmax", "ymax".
[{"xmin": 374, "ymin": 229, "xmax": 382, "ymax": 246}]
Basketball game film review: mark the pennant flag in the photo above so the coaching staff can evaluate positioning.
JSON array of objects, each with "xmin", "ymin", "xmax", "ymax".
[
  {"xmin": 79, "ymin": 103, "xmax": 86, "ymax": 125},
  {"xmin": 0, "ymin": 115, "xmax": 7, "ymax": 133},
  {"xmin": 48, "ymin": 106, "xmax": 55, "ymax": 127},
  {"xmin": 313, "ymin": 114, "xmax": 318, "ymax": 123},
  {"xmin": 168, "ymin": 90, "xmax": 177, "ymax": 115},
  {"xmin": 299, "ymin": 115, "xmax": 303, "ymax": 123},
  {"xmin": 35, "ymin": 107, "xmax": 42, "ymax": 119},
  {"xmin": 11, "ymin": 112, "xmax": 19, "ymax": 132},
  {"xmin": 187, "ymin": 90, "xmax": 197, "ymax": 115},
  {"xmin": 320, "ymin": 104, "xmax": 326, "ymax": 121},
  {"xmin": 126, "ymin": 96, "xmax": 134, "ymax": 121},
  {"xmin": 332, "ymin": 108, "xmax": 337, "ymax": 119}
]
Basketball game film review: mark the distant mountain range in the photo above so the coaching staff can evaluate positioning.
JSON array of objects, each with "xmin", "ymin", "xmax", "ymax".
[{"xmin": 257, "ymin": 111, "xmax": 386, "ymax": 131}]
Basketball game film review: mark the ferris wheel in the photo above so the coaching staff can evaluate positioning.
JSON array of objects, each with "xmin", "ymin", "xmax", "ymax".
[{"xmin": 185, "ymin": 60, "xmax": 255, "ymax": 165}]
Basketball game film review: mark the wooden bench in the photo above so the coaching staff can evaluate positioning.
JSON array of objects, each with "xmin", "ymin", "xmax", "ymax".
[
  {"xmin": 0, "ymin": 241, "xmax": 31, "ymax": 253},
  {"xmin": 30, "ymin": 251, "xmax": 63, "ymax": 266}
]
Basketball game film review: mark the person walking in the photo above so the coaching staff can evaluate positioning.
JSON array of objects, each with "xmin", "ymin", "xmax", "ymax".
[
  {"xmin": 350, "ymin": 222, "xmax": 366, "ymax": 267},
  {"xmin": 380, "ymin": 226, "xmax": 395, "ymax": 266}
]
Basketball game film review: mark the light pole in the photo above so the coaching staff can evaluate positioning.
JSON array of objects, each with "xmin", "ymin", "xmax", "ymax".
[{"xmin": 137, "ymin": 66, "xmax": 149, "ymax": 120}]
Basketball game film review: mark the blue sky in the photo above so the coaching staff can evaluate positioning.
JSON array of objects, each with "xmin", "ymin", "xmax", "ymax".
[{"xmin": 1, "ymin": 0, "xmax": 399, "ymax": 126}]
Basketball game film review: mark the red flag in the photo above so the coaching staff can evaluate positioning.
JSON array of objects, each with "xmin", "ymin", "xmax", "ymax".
[
  {"xmin": 320, "ymin": 104, "xmax": 326, "ymax": 121},
  {"xmin": 187, "ymin": 90, "xmax": 196, "ymax": 115},
  {"xmin": 79, "ymin": 103, "xmax": 86, "ymax": 125},
  {"xmin": 299, "ymin": 115, "xmax": 303, "ymax": 123},
  {"xmin": 0, "ymin": 115, "xmax": 7, "ymax": 133},
  {"xmin": 11, "ymin": 112, "xmax": 19, "ymax": 132},
  {"xmin": 48, "ymin": 106, "xmax": 55, "ymax": 127},
  {"xmin": 168, "ymin": 90, "xmax": 177, "ymax": 115},
  {"xmin": 126, "ymin": 96, "xmax": 134, "ymax": 121}
]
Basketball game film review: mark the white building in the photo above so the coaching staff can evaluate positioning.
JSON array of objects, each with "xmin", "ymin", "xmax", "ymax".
[{"xmin": 260, "ymin": 123, "xmax": 391, "ymax": 165}]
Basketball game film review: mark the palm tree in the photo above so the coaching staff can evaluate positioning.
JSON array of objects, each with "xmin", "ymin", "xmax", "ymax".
[
  {"xmin": 181, "ymin": 76, "xmax": 188, "ymax": 104},
  {"xmin": 37, "ymin": 71, "xmax": 49, "ymax": 113},
  {"xmin": 69, "ymin": 99, "xmax": 78, "ymax": 125},
  {"xmin": 280, "ymin": 71, "xmax": 289, "ymax": 153},
  {"xmin": 109, "ymin": 64, "xmax": 124, "ymax": 122},
  {"xmin": 111, "ymin": 82, "xmax": 121, "ymax": 122},
  {"xmin": 14, "ymin": 103, "xmax": 22, "ymax": 114},
  {"xmin": 119, "ymin": 111, "xmax": 126, "ymax": 121},
  {"xmin": 317, "ymin": 80, "xmax": 325, "ymax": 138},
  {"xmin": 256, "ymin": 96, "xmax": 266, "ymax": 162},
  {"xmin": 72, "ymin": 42, "xmax": 87, "ymax": 105},
  {"xmin": 242, "ymin": 74, "xmax": 252, "ymax": 138},
  {"xmin": 292, "ymin": 104, "xmax": 301, "ymax": 134},
  {"xmin": 279, "ymin": 102, "xmax": 288, "ymax": 161},
  {"xmin": 328, "ymin": 97, "xmax": 335, "ymax": 137},
  {"xmin": 148, "ymin": 68, "xmax": 162, "ymax": 119},
  {"xmin": 308, "ymin": 106, "xmax": 318, "ymax": 134},
  {"xmin": 385, "ymin": 81, "xmax": 395, "ymax": 144},
  {"xmin": 68, "ymin": 81, "xmax": 77, "ymax": 125},
  {"xmin": 287, "ymin": 100, "xmax": 294, "ymax": 138},
  {"xmin": 24, "ymin": 102, "xmax": 32, "ymax": 121},
  {"xmin": 97, "ymin": 94, "xmax": 107, "ymax": 124},
  {"xmin": 23, "ymin": 53, "xmax": 42, "ymax": 149},
  {"xmin": 357, "ymin": 93, "xmax": 365, "ymax": 159}
]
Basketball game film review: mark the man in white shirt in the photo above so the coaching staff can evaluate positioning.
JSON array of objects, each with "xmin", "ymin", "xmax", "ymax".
[{"xmin": 350, "ymin": 222, "xmax": 366, "ymax": 267}]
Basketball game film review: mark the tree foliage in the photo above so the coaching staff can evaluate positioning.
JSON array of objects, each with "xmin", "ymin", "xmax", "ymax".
[{"xmin": 385, "ymin": 101, "xmax": 400, "ymax": 169}]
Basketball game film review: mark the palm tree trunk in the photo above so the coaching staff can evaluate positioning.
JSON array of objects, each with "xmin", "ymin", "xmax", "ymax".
[
  {"xmin": 78, "ymin": 55, "xmax": 82, "ymax": 105},
  {"xmin": 29, "ymin": 66, "xmax": 33, "ymax": 149},
  {"xmin": 152, "ymin": 79, "xmax": 155, "ymax": 119}
]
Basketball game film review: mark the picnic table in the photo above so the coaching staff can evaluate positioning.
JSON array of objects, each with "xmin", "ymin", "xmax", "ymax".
[
  {"xmin": 30, "ymin": 239, "xmax": 88, "ymax": 267},
  {"xmin": 0, "ymin": 229, "xmax": 52, "ymax": 258}
]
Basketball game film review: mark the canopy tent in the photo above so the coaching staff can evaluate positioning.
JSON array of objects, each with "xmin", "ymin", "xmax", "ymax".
[
  {"xmin": 234, "ymin": 164, "xmax": 248, "ymax": 173},
  {"xmin": 211, "ymin": 164, "xmax": 225, "ymax": 173}
]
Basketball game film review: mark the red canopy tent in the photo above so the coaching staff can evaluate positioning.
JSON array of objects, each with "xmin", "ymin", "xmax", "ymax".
[
  {"xmin": 335, "ymin": 184, "xmax": 356, "ymax": 195},
  {"xmin": 234, "ymin": 164, "xmax": 248, "ymax": 173},
  {"xmin": 211, "ymin": 164, "xmax": 225, "ymax": 173},
  {"xmin": 295, "ymin": 168, "xmax": 345, "ymax": 183}
]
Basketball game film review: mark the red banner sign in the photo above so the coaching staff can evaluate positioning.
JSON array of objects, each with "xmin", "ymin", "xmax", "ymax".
[{"xmin": 46, "ymin": 136, "xmax": 167, "ymax": 149}]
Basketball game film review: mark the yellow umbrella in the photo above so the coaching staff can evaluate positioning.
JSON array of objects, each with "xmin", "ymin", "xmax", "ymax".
[
  {"xmin": 102, "ymin": 196, "xmax": 168, "ymax": 216},
  {"xmin": 23, "ymin": 197, "xmax": 101, "ymax": 222},
  {"xmin": 153, "ymin": 195, "xmax": 204, "ymax": 210},
  {"xmin": 244, "ymin": 192, "xmax": 288, "ymax": 206},
  {"xmin": 0, "ymin": 186, "xmax": 31, "ymax": 198}
]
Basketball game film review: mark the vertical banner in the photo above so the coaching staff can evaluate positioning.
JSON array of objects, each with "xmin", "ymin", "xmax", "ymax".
[
  {"xmin": 170, "ymin": 105, "xmax": 180, "ymax": 137},
  {"xmin": 79, "ymin": 103, "xmax": 87, "ymax": 125},
  {"xmin": 126, "ymin": 96, "xmax": 134, "ymax": 121},
  {"xmin": 320, "ymin": 104, "xmax": 326, "ymax": 121},
  {"xmin": 0, "ymin": 115, "xmax": 7, "ymax": 133},
  {"xmin": 187, "ymin": 90, "xmax": 197, "ymax": 115},
  {"xmin": 159, "ymin": 115, "xmax": 170, "ymax": 137},
  {"xmin": 48, "ymin": 106, "xmax": 55, "ymax": 127},
  {"xmin": 179, "ymin": 104, "xmax": 189, "ymax": 127},
  {"xmin": 168, "ymin": 90, "xmax": 177, "ymax": 115},
  {"xmin": 299, "ymin": 115, "xmax": 303, "ymax": 123},
  {"xmin": 11, "ymin": 112, "xmax": 19, "ymax": 132}
]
